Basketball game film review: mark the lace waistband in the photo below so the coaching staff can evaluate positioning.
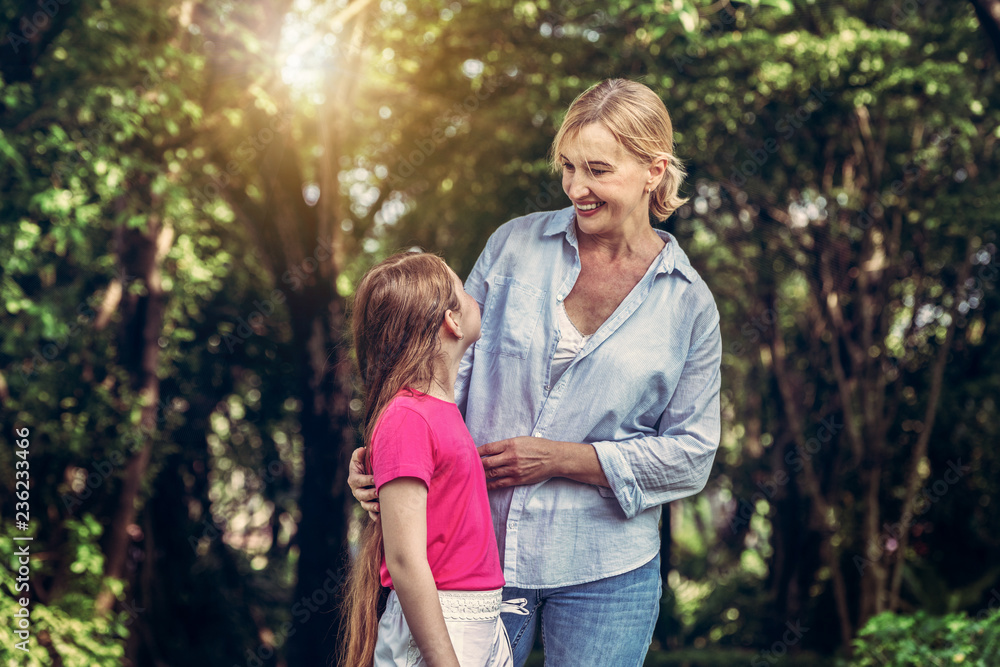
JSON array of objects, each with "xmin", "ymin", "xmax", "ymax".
[{"xmin": 436, "ymin": 589, "xmax": 530, "ymax": 621}]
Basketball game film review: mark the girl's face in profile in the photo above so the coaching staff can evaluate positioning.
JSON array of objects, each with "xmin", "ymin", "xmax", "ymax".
[
  {"xmin": 559, "ymin": 123, "xmax": 653, "ymax": 236},
  {"xmin": 447, "ymin": 266, "xmax": 481, "ymax": 345}
]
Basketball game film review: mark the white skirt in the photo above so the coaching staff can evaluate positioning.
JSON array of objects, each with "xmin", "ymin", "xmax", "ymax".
[{"xmin": 373, "ymin": 588, "xmax": 528, "ymax": 667}]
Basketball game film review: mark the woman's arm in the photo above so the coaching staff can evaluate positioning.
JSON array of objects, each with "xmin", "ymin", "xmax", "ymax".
[
  {"xmin": 588, "ymin": 317, "xmax": 722, "ymax": 518},
  {"xmin": 479, "ymin": 316, "xmax": 722, "ymax": 518},
  {"xmin": 477, "ymin": 437, "xmax": 609, "ymax": 490},
  {"xmin": 379, "ymin": 477, "xmax": 460, "ymax": 667}
]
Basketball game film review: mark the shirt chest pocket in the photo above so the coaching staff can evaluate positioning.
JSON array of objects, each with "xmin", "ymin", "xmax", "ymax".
[{"xmin": 477, "ymin": 276, "xmax": 546, "ymax": 359}]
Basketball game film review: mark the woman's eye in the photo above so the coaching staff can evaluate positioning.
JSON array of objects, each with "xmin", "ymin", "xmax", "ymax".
[
  {"xmin": 561, "ymin": 162, "xmax": 573, "ymax": 171},
  {"xmin": 592, "ymin": 169, "xmax": 607, "ymax": 175}
]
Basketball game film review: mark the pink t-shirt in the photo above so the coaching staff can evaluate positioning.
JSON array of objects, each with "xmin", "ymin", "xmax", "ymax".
[{"xmin": 371, "ymin": 390, "xmax": 505, "ymax": 591}]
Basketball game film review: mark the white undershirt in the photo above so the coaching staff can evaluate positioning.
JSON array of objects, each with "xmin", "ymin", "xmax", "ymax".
[{"xmin": 550, "ymin": 300, "xmax": 592, "ymax": 387}]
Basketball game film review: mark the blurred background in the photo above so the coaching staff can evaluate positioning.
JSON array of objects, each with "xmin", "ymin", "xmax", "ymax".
[{"xmin": 1, "ymin": 0, "xmax": 999, "ymax": 665}]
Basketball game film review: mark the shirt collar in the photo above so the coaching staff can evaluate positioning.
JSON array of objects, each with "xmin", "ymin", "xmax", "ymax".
[
  {"xmin": 541, "ymin": 206, "xmax": 576, "ymax": 238},
  {"xmin": 542, "ymin": 205, "xmax": 700, "ymax": 283}
]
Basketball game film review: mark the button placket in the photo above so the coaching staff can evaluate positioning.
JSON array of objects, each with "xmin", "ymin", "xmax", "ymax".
[{"xmin": 503, "ymin": 486, "xmax": 527, "ymax": 582}]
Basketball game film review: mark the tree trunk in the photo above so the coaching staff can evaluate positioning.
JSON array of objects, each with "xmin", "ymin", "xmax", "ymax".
[
  {"xmin": 888, "ymin": 259, "xmax": 971, "ymax": 610},
  {"xmin": 231, "ymin": 5, "xmax": 374, "ymax": 662},
  {"xmin": 287, "ymin": 296, "xmax": 356, "ymax": 666},
  {"xmin": 969, "ymin": 0, "xmax": 1000, "ymax": 62},
  {"xmin": 229, "ymin": 96, "xmax": 357, "ymax": 663},
  {"xmin": 770, "ymin": 313, "xmax": 855, "ymax": 647},
  {"xmin": 97, "ymin": 208, "xmax": 174, "ymax": 614}
]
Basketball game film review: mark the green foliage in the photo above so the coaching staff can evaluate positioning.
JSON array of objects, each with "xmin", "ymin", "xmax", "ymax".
[
  {"xmin": 0, "ymin": 518, "xmax": 127, "ymax": 666},
  {"xmin": 849, "ymin": 608, "xmax": 1000, "ymax": 667},
  {"xmin": 2, "ymin": 0, "xmax": 999, "ymax": 663},
  {"xmin": 1, "ymin": 0, "xmax": 304, "ymax": 663}
]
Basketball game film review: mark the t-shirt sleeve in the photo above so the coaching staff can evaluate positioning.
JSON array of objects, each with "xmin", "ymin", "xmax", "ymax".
[{"xmin": 371, "ymin": 406, "xmax": 435, "ymax": 492}]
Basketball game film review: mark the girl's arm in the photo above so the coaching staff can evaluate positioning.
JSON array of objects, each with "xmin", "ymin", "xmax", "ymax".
[{"xmin": 379, "ymin": 477, "xmax": 460, "ymax": 667}]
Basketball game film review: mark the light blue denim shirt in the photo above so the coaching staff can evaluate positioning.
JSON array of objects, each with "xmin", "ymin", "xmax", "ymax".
[{"xmin": 455, "ymin": 206, "xmax": 722, "ymax": 588}]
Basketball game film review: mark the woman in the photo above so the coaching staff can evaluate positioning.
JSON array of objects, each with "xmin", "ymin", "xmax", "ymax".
[{"xmin": 349, "ymin": 78, "xmax": 722, "ymax": 666}]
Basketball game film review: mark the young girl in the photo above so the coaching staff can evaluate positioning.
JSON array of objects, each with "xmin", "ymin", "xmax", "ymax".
[{"xmin": 340, "ymin": 252, "xmax": 526, "ymax": 667}]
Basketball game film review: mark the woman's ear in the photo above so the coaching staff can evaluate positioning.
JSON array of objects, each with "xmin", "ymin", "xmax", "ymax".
[{"xmin": 648, "ymin": 154, "xmax": 669, "ymax": 190}]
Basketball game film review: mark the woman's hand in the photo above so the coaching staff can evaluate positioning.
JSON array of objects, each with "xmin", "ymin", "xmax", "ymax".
[
  {"xmin": 476, "ymin": 436, "xmax": 557, "ymax": 490},
  {"xmin": 477, "ymin": 436, "xmax": 610, "ymax": 490},
  {"xmin": 347, "ymin": 446, "xmax": 380, "ymax": 521}
]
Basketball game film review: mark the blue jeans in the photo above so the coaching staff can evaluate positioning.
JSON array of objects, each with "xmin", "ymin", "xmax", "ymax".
[{"xmin": 500, "ymin": 552, "xmax": 661, "ymax": 667}]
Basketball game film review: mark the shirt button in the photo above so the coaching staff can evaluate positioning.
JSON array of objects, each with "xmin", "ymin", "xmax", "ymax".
[
  {"xmin": 507, "ymin": 522, "xmax": 515, "ymax": 529},
  {"xmin": 544, "ymin": 385, "xmax": 550, "ymax": 392}
]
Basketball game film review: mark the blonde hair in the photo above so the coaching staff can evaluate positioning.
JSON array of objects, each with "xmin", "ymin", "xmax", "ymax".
[{"xmin": 550, "ymin": 79, "xmax": 690, "ymax": 221}]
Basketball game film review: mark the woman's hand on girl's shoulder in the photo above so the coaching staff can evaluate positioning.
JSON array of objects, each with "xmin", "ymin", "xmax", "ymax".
[{"xmin": 348, "ymin": 446, "xmax": 380, "ymax": 521}]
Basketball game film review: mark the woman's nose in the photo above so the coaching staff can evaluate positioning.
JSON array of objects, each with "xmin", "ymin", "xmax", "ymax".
[{"xmin": 565, "ymin": 175, "xmax": 589, "ymax": 200}]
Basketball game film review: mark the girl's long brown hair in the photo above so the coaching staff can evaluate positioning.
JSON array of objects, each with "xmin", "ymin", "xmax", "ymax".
[{"xmin": 338, "ymin": 251, "xmax": 461, "ymax": 667}]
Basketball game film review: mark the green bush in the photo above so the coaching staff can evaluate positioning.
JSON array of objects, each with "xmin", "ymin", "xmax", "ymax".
[
  {"xmin": 0, "ymin": 516, "xmax": 128, "ymax": 666},
  {"xmin": 849, "ymin": 607, "xmax": 1000, "ymax": 666}
]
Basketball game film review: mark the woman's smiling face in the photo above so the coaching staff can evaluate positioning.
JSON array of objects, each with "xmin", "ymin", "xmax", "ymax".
[{"xmin": 559, "ymin": 122, "xmax": 654, "ymax": 236}]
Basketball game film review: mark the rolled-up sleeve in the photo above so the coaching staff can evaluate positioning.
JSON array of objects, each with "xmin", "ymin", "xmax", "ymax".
[{"xmin": 591, "ymin": 315, "xmax": 722, "ymax": 519}]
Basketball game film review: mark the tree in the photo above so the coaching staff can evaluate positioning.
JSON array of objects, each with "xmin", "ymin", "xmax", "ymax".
[{"xmin": 3, "ymin": 0, "xmax": 998, "ymax": 664}]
